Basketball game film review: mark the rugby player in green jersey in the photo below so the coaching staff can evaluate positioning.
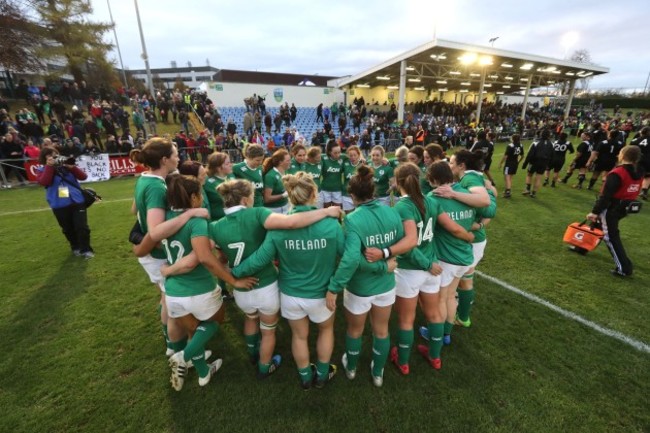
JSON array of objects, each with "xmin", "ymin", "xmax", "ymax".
[
  {"xmin": 426, "ymin": 162, "xmax": 476, "ymax": 349},
  {"xmin": 389, "ymin": 145, "xmax": 409, "ymax": 170},
  {"xmin": 341, "ymin": 145, "xmax": 363, "ymax": 214},
  {"xmin": 232, "ymin": 144, "xmax": 265, "ymax": 207},
  {"xmin": 456, "ymin": 186, "xmax": 497, "ymax": 328},
  {"xmin": 262, "ymin": 149, "xmax": 291, "ymax": 214},
  {"xmin": 327, "ymin": 166, "xmax": 402, "ymax": 387},
  {"xmin": 209, "ymin": 179, "xmax": 341, "ymax": 380},
  {"xmin": 369, "ymin": 145, "xmax": 395, "ymax": 206},
  {"xmin": 204, "ymin": 152, "xmax": 234, "ymax": 221},
  {"xmin": 303, "ymin": 147, "xmax": 323, "ymax": 207},
  {"xmin": 287, "ymin": 143, "xmax": 306, "ymax": 175},
  {"xmin": 320, "ymin": 140, "xmax": 345, "ymax": 208},
  {"xmin": 179, "ymin": 161, "xmax": 210, "ymax": 212},
  {"xmin": 366, "ymin": 163, "xmax": 474, "ymax": 372},
  {"xmin": 131, "ymin": 139, "xmax": 211, "ymax": 357},
  {"xmin": 158, "ymin": 175, "xmax": 257, "ymax": 391},
  {"xmin": 433, "ymin": 149, "xmax": 490, "ymax": 208},
  {"xmin": 232, "ymin": 173, "xmax": 349, "ymax": 389}
]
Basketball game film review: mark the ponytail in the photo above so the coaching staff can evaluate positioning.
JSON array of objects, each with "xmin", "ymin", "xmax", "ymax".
[{"xmin": 395, "ymin": 163, "xmax": 425, "ymax": 219}]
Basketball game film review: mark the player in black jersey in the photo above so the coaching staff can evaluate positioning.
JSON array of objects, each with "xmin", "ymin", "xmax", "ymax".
[
  {"xmin": 543, "ymin": 132, "xmax": 574, "ymax": 187},
  {"xmin": 630, "ymin": 127, "xmax": 650, "ymax": 200},
  {"xmin": 586, "ymin": 130, "xmax": 624, "ymax": 190},
  {"xmin": 470, "ymin": 130, "xmax": 495, "ymax": 186},
  {"xmin": 562, "ymin": 132, "xmax": 593, "ymax": 189},
  {"xmin": 522, "ymin": 129, "xmax": 554, "ymax": 198},
  {"xmin": 498, "ymin": 133, "xmax": 524, "ymax": 198}
]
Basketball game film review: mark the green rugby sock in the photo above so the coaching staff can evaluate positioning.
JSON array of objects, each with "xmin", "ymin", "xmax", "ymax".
[
  {"xmin": 298, "ymin": 365, "xmax": 313, "ymax": 384},
  {"xmin": 397, "ymin": 329, "xmax": 413, "ymax": 365},
  {"xmin": 191, "ymin": 352, "xmax": 209, "ymax": 377},
  {"xmin": 258, "ymin": 361, "xmax": 271, "ymax": 375},
  {"xmin": 245, "ymin": 333, "xmax": 260, "ymax": 359},
  {"xmin": 427, "ymin": 322, "xmax": 444, "ymax": 358},
  {"xmin": 183, "ymin": 321, "xmax": 218, "ymax": 364},
  {"xmin": 371, "ymin": 336, "xmax": 390, "ymax": 377},
  {"xmin": 316, "ymin": 361, "xmax": 330, "ymax": 380},
  {"xmin": 444, "ymin": 321, "xmax": 454, "ymax": 336},
  {"xmin": 168, "ymin": 337, "xmax": 187, "ymax": 353},
  {"xmin": 457, "ymin": 289, "xmax": 475, "ymax": 322},
  {"xmin": 345, "ymin": 334, "xmax": 362, "ymax": 371}
]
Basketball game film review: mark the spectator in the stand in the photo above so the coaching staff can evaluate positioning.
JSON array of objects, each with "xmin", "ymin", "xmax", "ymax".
[
  {"xmin": 282, "ymin": 128, "xmax": 294, "ymax": 148},
  {"xmin": 323, "ymin": 105, "xmax": 330, "ymax": 122},
  {"xmin": 263, "ymin": 112, "xmax": 272, "ymax": 135},
  {"xmin": 178, "ymin": 109, "xmax": 188, "ymax": 134},
  {"xmin": 243, "ymin": 111, "xmax": 254, "ymax": 137},
  {"xmin": 316, "ymin": 103, "xmax": 323, "ymax": 123},
  {"xmin": 226, "ymin": 117, "xmax": 237, "ymax": 137},
  {"xmin": 290, "ymin": 103, "xmax": 297, "ymax": 125},
  {"xmin": 146, "ymin": 109, "xmax": 157, "ymax": 137},
  {"xmin": 23, "ymin": 139, "xmax": 41, "ymax": 160},
  {"xmin": 331, "ymin": 102, "xmax": 338, "ymax": 124},
  {"xmin": 83, "ymin": 139, "xmax": 101, "ymax": 155},
  {"xmin": 84, "ymin": 116, "xmax": 102, "ymax": 150},
  {"xmin": 105, "ymin": 135, "xmax": 119, "ymax": 154}
]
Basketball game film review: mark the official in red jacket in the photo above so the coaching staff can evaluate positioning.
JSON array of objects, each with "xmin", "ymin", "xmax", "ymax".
[{"xmin": 587, "ymin": 146, "xmax": 644, "ymax": 277}]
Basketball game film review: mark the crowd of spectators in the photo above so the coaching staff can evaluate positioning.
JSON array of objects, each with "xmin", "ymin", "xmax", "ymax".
[{"xmin": 2, "ymin": 78, "xmax": 649, "ymax": 188}]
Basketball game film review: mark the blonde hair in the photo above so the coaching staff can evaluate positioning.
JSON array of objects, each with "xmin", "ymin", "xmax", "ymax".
[
  {"xmin": 282, "ymin": 172, "xmax": 317, "ymax": 206},
  {"xmin": 394, "ymin": 145, "xmax": 409, "ymax": 162},
  {"xmin": 206, "ymin": 152, "xmax": 229, "ymax": 176},
  {"xmin": 216, "ymin": 179, "xmax": 254, "ymax": 208}
]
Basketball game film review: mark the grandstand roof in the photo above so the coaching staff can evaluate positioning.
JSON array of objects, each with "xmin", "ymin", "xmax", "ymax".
[
  {"xmin": 331, "ymin": 38, "xmax": 609, "ymax": 94},
  {"xmin": 214, "ymin": 69, "xmax": 337, "ymax": 87}
]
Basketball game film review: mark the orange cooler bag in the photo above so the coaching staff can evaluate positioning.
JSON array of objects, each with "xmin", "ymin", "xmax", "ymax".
[{"xmin": 563, "ymin": 221, "xmax": 603, "ymax": 252}]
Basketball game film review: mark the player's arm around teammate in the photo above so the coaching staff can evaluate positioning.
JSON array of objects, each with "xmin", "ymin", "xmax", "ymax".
[{"xmin": 433, "ymin": 149, "xmax": 490, "ymax": 207}]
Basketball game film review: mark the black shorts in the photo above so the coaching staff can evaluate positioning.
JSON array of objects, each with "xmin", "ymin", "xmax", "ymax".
[
  {"xmin": 503, "ymin": 163, "xmax": 518, "ymax": 175},
  {"xmin": 527, "ymin": 160, "xmax": 548, "ymax": 175},
  {"xmin": 549, "ymin": 157, "xmax": 566, "ymax": 172},
  {"xmin": 573, "ymin": 157, "xmax": 589, "ymax": 169},
  {"xmin": 594, "ymin": 159, "xmax": 616, "ymax": 173},
  {"xmin": 641, "ymin": 158, "xmax": 650, "ymax": 176},
  {"xmin": 483, "ymin": 158, "xmax": 493, "ymax": 171}
]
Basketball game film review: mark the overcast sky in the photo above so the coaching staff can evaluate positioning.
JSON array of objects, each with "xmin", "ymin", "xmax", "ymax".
[{"xmin": 91, "ymin": 0, "xmax": 650, "ymax": 91}]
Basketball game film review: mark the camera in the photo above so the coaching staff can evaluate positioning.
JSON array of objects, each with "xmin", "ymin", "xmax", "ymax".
[{"xmin": 55, "ymin": 156, "xmax": 76, "ymax": 166}]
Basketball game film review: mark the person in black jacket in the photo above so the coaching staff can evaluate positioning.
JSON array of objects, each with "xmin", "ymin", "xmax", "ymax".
[
  {"xmin": 586, "ymin": 129, "xmax": 624, "ymax": 191},
  {"xmin": 629, "ymin": 127, "xmax": 649, "ymax": 200},
  {"xmin": 587, "ymin": 145, "xmax": 644, "ymax": 277},
  {"xmin": 521, "ymin": 129, "xmax": 553, "ymax": 198}
]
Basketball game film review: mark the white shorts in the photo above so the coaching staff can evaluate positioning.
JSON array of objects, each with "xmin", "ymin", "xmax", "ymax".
[
  {"xmin": 165, "ymin": 286, "xmax": 223, "ymax": 321},
  {"xmin": 269, "ymin": 204, "xmax": 289, "ymax": 214},
  {"xmin": 341, "ymin": 195, "xmax": 355, "ymax": 212},
  {"xmin": 471, "ymin": 240, "xmax": 487, "ymax": 268},
  {"xmin": 395, "ymin": 268, "xmax": 441, "ymax": 298},
  {"xmin": 343, "ymin": 288, "xmax": 396, "ymax": 315},
  {"xmin": 138, "ymin": 254, "xmax": 167, "ymax": 292},
  {"xmin": 321, "ymin": 190, "xmax": 342, "ymax": 204},
  {"xmin": 281, "ymin": 293, "xmax": 333, "ymax": 323},
  {"xmin": 233, "ymin": 281, "xmax": 280, "ymax": 318},
  {"xmin": 376, "ymin": 196, "xmax": 391, "ymax": 207},
  {"xmin": 439, "ymin": 261, "xmax": 472, "ymax": 287}
]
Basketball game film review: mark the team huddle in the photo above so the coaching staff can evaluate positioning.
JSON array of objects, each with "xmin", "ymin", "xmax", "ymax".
[{"xmin": 129, "ymin": 136, "xmax": 496, "ymax": 391}]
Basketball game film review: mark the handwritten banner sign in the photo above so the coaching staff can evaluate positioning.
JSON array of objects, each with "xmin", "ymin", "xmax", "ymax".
[{"xmin": 76, "ymin": 154, "xmax": 111, "ymax": 183}]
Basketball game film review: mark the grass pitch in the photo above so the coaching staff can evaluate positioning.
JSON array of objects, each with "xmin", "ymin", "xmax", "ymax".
[{"xmin": 0, "ymin": 140, "xmax": 648, "ymax": 433}]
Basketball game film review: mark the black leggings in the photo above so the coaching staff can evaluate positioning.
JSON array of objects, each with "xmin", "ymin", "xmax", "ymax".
[
  {"xmin": 52, "ymin": 203, "xmax": 92, "ymax": 253},
  {"xmin": 600, "ymin": 206, "xmax": 632, "ymax": 275}
]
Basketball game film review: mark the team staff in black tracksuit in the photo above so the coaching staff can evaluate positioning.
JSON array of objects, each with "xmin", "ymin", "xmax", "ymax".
[
  {"xmin": 561, "ymin": 132, "xmax": 593, "ymax": 189},
  {"xmin": 586, "ymin": 130, "xmax": 624, "ymax": 190},
  {"xmin": 587, "ymin": 146, "xmax": 644, "ymax": 277},
  {"xmin": 544, "ymin": 132, "xmax": 574, "ymax": 187},
  {"xmin": 630, "ymin": 127, "xmax": 650, "ymax": 200},
  {"xmin": 522, "ymin": 129, "xmax": 554, "ymax": 198}
]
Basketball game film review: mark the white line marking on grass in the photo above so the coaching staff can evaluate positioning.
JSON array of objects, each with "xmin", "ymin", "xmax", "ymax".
[
  {"xmin": 476, "ymin": 271, "xmax": 650, "ymax": 354},
  {"xmin": 0, "ymin": 198, "xmax": 133, "ymax": 217}
]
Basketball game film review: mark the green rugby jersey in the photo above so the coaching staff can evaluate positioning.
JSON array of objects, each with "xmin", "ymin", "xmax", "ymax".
[
  {"xmin": 420, "ymin": 163, "xmax": 432, "ymax": 195},
  {"xmin": 233, "ymin": 162, "xmax": 265, "ymax": 207},
  {"xmin": 370, "ymin": 163, "xmax": 394, "ymax": 197},
  {"xmin": 163, "ymin": 211, "xmax": 216, "ymax": 297},
  {"xmin": 134, "ymin": 173, "xmax": 167, "ymax": 259},
  {"xmin": 473, "ymin": 188, "xmax": 497, "ymax": 243},
  {"xmin": 203, "ymin": 174, "xmax": 233, "ymax": 221},
  {"xmin": 287, "ymin": 158, "xmax": 305, "ymax": 175},
  {"xmin": 321, "ymin": 155, "xmax": 344, "ymax": 192},
  {"xmin": 263, "ymin": 168, "xmax": 288, "ymax": 208},
  {"xmin": 303, "ymin": 161, "xmax": 322, "ymax": 191},
  {"xmin": 389, "ymin": 158, "xmax": 401, "ymax": 170},
  {"xmin": 232, "ymin": 205, "xmax": 343, "ymax": 299},
  {"xmin": 459, "ymin": 170, "xmax": 485, "ymax": 189},
  {"xmin": 342, "ymin": 159, "xmax": 362, "ymax": 197},
  {"xmin": 395, "ymin": 196, "xmax": 443, "ymax": 271},
  {"xmin": 429, "ymin": 184, "xmax": 475, "ymax": 266},
  {"xmin": 328, "ymin": 199, "xmax": 404, "ymax": 296},
  {"xmin": 209, "ymin": 206, "xmax": 278, "ymax": 290}
]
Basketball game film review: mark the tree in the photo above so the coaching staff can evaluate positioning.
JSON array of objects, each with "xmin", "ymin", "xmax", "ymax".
[
  {"xmin": 34, "ymin": 0, "xmax": 114, "ymax": 83},
  {"xmin": 0, "ymin": 0, "xmax": 44, "ymax": 72},
  {"xmin": 570, "ymin": 49, "xmax": 593, "ymax": 92}
]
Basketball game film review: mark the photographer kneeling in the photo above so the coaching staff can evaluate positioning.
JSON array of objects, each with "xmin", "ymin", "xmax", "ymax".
[{"xmin": 37, "ymin": 147, "xmax": 95, "ymax": 258}]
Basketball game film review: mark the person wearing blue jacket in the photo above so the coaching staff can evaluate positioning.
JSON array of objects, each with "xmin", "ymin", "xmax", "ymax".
[{"xmin": 36, "ymin": 146, "xmax": 94, "ymax": 258}]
